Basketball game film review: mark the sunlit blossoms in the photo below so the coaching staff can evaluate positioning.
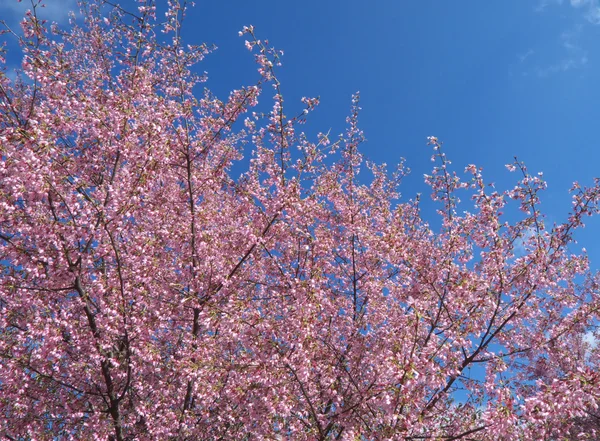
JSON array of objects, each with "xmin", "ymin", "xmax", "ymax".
[{"xmin": 1, "ymin": 1, "xmax": 600, "ymax": 440}]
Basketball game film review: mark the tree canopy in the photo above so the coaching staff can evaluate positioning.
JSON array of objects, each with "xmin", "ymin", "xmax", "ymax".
[{"xmin": 1, "ymin": 1, "xmax": 600, "ymax": 440}]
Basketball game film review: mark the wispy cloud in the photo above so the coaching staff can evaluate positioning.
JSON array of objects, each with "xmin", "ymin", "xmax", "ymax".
[
  {"xmin": 0, "ymin": 0, "xmax": 77, "ymax": 26},
  {"xmin": 535, "ymin": 25, "xmax": 588, "ymax": 76},
  {"xmin": 519, "ymin": 49, "xmax": 535, "ymax": 63},
  {"xmin": 4, "ymin": 69, "xmax": 18, "ymax": 84},
  {"xmin": 513, "ymin": 226, "xmax": 537, "ymax": 256},
  {"xmin": 583, "ymin": 330, "xmax": 598, "ymax": 359},
  {"xmin": 537, "ymin": 0, "xmax": 600, "ymax": 24},
  {"xmin": 570, "ymin": 0, "xmax": 600, "ymax": 24},
  {"xmin": 583, "ymin": 331, "xmax": 598, "ymax": 348},
  {"xmin": 535, "ymin": 0, "xmax": 564, "ymax": 13}
]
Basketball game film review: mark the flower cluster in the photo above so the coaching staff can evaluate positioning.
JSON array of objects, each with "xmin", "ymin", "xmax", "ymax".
[{"xmin": 1, "ymin": 1, "xmax": 600, "ymax": 440}]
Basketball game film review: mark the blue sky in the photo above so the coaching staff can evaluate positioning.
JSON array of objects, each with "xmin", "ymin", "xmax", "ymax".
[
  {"xmin": 190, "ymin": 0, "xmax": 600, "ymax": 268},
  {"xmin": 2, "ymin": 0, "xmax": 600, "ymax": 265},
  {"xmin": 189, "ymin": 0, "xmax": 600, "ymax": 265}
]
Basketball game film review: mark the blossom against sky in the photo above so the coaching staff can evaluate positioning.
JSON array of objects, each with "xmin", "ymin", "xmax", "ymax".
[{"xmin": 2, "ymin": 0, "xmax": 599, "ymax": 262}]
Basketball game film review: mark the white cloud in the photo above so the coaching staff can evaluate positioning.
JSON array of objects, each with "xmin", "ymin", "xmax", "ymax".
[
  {"xmin": 536, "ymin": 0, "xmax": 564, "ymax": 12},
  {"xmin": 570, "ymin": 0, "xmax": 600, "ymax": 24},
  {"xmin": 4, "ymin": 69, "xmax": 18, "ymax": 84},
  {"xmin": 583, "ymin": 331, "xmax": 598, "ymax": 359},
  {"xmin": 535, "ymin": 25, "xmax": 588, "ymax": 76},
  {"xmin": 535, "ymin": 56, "xmax": 588, "ymax": 76},
  {"xmin": 584, "ymin": 5, "xmax": 600, "ymax": 23},
  {"xmin": 513, "ymin": 226, "xmax": 537, "ymax": 256},
  {"xmin": 0, "ymin": 0, "xmax": 77, "ymax": 25},
  {"xmin": 537, "ymin": 0, "xmax": 600, "ymax": 23},
  {"xmin": 519, "ymin": 49, "xmax": 535, "ymax": 63},
  {"xmin": 583, "ymin": 331, "xmax": 598, "ymax": 348}
]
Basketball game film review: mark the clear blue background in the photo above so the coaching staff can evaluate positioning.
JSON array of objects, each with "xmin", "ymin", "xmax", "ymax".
[{"xmin": 2, "ymin": 0, "xmax": 599, "ymax": 265}]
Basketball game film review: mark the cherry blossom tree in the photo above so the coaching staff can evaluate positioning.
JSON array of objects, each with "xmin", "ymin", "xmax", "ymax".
[
  {"xmin": 524, "ymin": 329, "xmax": 600, "ymax": 440},
  {"xmin": 1, "ymin": 1, "xmax": 600, "ymax": 440}
]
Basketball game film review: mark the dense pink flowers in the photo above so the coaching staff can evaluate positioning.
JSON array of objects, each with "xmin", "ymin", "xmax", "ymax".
[{"xmin": 1, "ymin": 1, "xmax": 600, "ymax": 440}]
